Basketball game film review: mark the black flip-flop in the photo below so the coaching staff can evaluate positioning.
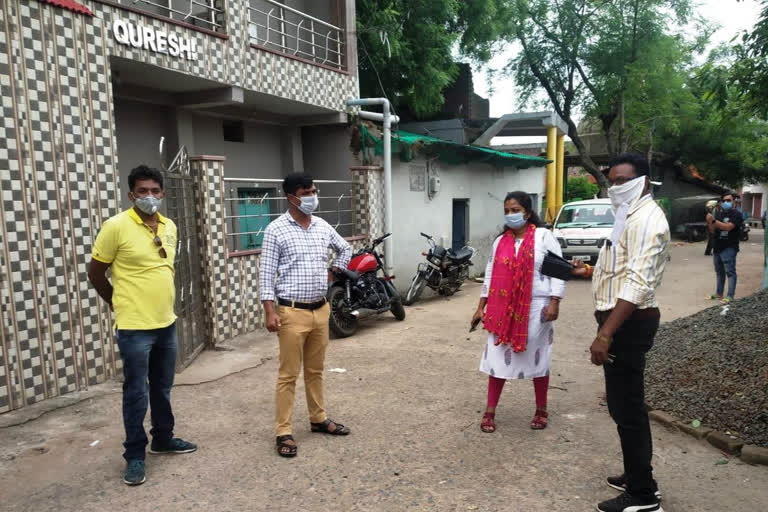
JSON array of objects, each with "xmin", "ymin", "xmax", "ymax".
[
  {"xmin": 310, "ymin": 418, "xmax": 350, "ymax": 436},
  {"xmin": 276, "ymin": 435, "xmax": 297, "ymax": 457}
]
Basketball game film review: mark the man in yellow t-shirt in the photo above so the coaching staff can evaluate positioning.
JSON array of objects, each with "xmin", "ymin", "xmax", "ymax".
[{"xmin": 88, "ymin": 165, "xmax": 196, "ymax": 486}]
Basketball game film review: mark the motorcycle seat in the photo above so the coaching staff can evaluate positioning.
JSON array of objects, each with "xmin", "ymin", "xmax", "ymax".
[
  {"xmin": 338, "ymin": 268, "xmax": 360, "ymax": 281},
  {"xmin": 447, "ymin": 247, "xmax": 473, "ymax": 262}
]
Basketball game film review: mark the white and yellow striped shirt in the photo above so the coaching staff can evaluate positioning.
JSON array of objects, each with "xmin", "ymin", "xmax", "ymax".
[{"xmin": 592, "ymin": 195, "xmax": 670, "ymax": 311}]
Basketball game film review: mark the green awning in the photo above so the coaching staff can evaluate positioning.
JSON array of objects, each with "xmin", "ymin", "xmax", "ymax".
[{"xmin": 360, "ymin": 125, "xmax": 552, "ymax": 169}]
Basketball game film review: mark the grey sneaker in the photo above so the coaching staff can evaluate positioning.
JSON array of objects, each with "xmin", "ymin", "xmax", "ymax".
[
  {"xmin": 149, "ymin": 438, "xmax": 197, "ymax": 454},
  {"xmin": 123, "ymin": 459, "xmax": 146, "ymax": 486}
]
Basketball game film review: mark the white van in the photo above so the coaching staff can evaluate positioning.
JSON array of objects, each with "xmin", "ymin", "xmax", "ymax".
[{"xmin": 552, "ymin": 199, "xmax": 614, "ymax": 264}]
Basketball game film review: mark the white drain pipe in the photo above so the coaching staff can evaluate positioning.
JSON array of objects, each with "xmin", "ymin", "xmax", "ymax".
[{"xmin": 345, "ymin": 97, "xmax": 396, "ymax": 273}]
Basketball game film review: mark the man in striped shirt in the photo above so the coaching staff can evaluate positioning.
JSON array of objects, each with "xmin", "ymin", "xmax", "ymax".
[{"xmin": 578, "ymin": 153, "xmax": 670, "ymax": 512}]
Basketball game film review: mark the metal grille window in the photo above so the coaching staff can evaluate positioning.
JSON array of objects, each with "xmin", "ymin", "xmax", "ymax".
[
  {"xmin": 109, "ymin": 0, "xmax": 226, "ymax": 33},
  {"xmin": 224, "ymin": 178, "xmax": 361, "ymax": 254},
  {"xmin": 247, "ymin": 0, "xmax": 346, "ymax": 71}
]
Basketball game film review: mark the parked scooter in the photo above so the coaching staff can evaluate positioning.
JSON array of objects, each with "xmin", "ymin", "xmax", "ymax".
[
  {"xmin": 327, "ymin": 233, "xmax": 405, "ymax": 338},
  {"xmin": 403, "ymin": 232, "xmax": 475, "ymax": 305}
]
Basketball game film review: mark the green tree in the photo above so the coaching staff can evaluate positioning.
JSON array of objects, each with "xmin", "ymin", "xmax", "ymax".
[
  {"xmin": 503, "ymin": 0, "xmax": 696, "ymax": 191},
  {"xmin": 566, "ymin": 176, "xmax": 599, "ymax": 202},
  {"xmin": 356, "ymin": 0, "xmax": 511, "ymax": 118}
]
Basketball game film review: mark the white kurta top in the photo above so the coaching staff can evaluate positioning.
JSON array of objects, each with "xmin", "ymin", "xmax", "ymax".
[{"xmin": 479, "ymin": 228, "xmax": 566, "ymax": 380}]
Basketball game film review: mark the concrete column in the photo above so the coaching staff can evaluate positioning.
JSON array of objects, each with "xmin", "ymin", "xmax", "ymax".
[
  {"xmin": 545, "ymin": 126, "xmax": 557, "ymax": 223},
  {"xmin": 344, "ymin": 0, "xmax": 358, "ymax": 82},
  {"xmin": 556, "ymin": 134, "xmax": 565, "ymax": 212},
  {"xmin": 190, "ymin": 155, "xmax": 231, "ymax": 344}
]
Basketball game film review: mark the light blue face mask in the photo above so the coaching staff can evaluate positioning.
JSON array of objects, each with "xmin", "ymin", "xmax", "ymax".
[
  {"xmin": 721, "ymin": 201, "xmax": 732, "ymax": 210},
  {"xmin": 504, "ymin": 212, "xmax": 527, "ymax": 229}
]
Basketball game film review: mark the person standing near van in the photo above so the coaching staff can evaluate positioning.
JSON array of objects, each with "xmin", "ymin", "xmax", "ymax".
[{"xmin": 707, "ymin": 192, "xmax": 743, "ymax": 304}]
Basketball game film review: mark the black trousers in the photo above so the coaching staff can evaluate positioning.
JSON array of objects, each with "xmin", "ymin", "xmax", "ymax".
[{"xmin": 597, "ymin": 309, "xmax": 660, "ymax": 499}]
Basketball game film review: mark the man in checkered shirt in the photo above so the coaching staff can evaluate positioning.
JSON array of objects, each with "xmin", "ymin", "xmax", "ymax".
[{"xmin": 259, "ymin": 173, "xmax": 352, "ymax": 458}]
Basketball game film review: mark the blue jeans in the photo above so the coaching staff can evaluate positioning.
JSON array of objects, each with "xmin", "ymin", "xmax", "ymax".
[
  {"xmin": 713, "ymin": 247, "xmax": 738, "ymax": 298},
  {"xmin": 117, "ymin": 322, "xmax": 178, "ymax": 461}
]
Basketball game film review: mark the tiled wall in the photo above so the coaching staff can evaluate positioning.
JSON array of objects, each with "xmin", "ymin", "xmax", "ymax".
[{"xmin": 0, "ymin": 0, "xmax": 120, "ymax": 412}]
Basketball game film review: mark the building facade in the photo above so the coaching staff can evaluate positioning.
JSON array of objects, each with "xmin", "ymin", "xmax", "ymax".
[{"xmin": 0, "ymin": 0, "xmax": 368, "ymax": 412}]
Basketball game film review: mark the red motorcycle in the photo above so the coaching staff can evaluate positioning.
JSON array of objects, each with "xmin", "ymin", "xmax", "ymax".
[{"xmin": 327, "ymin": 233, "xmax": 405, "ymax": 338}]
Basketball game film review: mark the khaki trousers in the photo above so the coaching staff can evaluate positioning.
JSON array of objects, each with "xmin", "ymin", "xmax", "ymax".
[{"xmin": 275, "ymin": 303, "xmax": 330, "ymax": 436}]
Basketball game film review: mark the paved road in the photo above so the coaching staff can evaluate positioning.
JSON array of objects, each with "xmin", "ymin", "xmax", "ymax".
[{"xmin": 1, "ymin": 234, "xmax": 766, "ymax": 511}]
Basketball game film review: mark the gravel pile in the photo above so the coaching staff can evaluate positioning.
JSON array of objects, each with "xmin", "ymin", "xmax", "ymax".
[{"xmin": 646, "ymin": 290, "xmax": 768, "ymax": 447}]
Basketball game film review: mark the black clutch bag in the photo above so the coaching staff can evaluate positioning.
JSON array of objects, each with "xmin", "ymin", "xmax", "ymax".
[{"xmin": 541, "ymin": 250, "xmax": 573, "ymax": 281}]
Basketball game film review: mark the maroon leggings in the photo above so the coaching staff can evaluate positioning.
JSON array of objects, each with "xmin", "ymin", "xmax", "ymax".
[{"xmin": 487, "ymin": 375, "xmax": 549, "ymax": 410}]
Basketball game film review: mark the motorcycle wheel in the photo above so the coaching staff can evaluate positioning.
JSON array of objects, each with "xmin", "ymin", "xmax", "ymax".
[
  {"xmin": 390, "ymin": 299, "xmax": 406, "ymax": 321},
  {"xmin": 404, "ymin": 272, "xmax": 427, "ymax": 305},
  {"xmin": 741, "ymin": 233, "xmax": 749, "ymax": 242},
  {"xmin": 328, "ymin": 286, "xmax": 358, "ymax": 338}
]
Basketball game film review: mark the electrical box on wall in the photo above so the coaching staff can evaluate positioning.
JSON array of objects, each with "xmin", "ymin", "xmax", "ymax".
[{"xmin": 429, "ymin": 176, "xmax": 441, "ymax": 196}]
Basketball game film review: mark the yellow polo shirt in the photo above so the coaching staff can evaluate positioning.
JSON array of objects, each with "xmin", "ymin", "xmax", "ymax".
[{"xmin": 92, "ymin": 208, "xmax": 177, "ymax": 330}]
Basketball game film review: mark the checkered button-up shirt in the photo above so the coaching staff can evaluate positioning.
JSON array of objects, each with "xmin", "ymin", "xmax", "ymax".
[{"xmin": 259, "ymin": 212, "xmax": 352, "ymax": 303}]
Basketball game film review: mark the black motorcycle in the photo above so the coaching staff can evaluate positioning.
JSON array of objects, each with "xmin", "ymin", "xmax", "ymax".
[
  {"xmin": 403, "ymin": 232, "xmax": 475, "ymax": 305},
  {"xmin": 327, "ymin": 233, "xmax": 405, "ymax": 338}
]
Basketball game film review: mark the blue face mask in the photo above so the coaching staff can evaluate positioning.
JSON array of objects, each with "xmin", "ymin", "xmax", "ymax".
[
  {"xmin": 504, "ymin": 212, "xmax": 527, "ymax": 229},
  {"xmin": 722, "ymin": 201, "xmax": 732, "ymax": 210}
]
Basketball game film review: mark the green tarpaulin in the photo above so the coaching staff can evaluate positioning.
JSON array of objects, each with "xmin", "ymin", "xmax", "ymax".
[{"xmin": 360, "ymin": 125, "xmax": 552, "ymax": 169}]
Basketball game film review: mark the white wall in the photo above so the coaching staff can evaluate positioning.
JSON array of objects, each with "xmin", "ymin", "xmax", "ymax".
[{"xmin": 389, "ymin": 157, "xmax": 546, "ymax": 292}]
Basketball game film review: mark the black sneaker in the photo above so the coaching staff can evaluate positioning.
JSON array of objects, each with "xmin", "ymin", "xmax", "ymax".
[
  {"xmin": 149, "ymin": 438, "xmax": 197, "ymax": 454},
  {"xmin": 123, "ymin": 459, "xmax": 146, "ymax": 486},
  {"xmin": 597, "ymin": 492, "xmax": 663, "ymax": 512},
  {"xmin": 606, "ymin": 474, "xmax": 662, "ymax": 500}
]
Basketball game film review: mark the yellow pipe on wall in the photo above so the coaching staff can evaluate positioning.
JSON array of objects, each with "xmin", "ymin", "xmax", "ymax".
[
  {"xmin": 556, "ymin": 134, "xmax": 565, "ymax": 213},
  {"xmin": 545, "ymin": 126, "xmax": 557, "ymax": 223}
]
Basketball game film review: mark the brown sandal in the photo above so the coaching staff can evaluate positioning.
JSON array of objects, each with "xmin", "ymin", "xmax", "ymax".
[
  {"xmin": 310, "ymin": 418, "xmax": 350, "ymax": 436},
  {"xmin": 480, "ymin": 412, "xmax": 496, "ymax": 433},
  {"xmin": 276, "ymin": 435, "xmax": 297, "ymax": 457},
  {"xmin": 530, "ymin": 409, "xmax": 548, "ymax": 430}
]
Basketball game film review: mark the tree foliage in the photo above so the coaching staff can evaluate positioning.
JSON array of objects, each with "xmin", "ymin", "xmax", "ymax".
[
  {"xmin": 504, "ymin": 0, "xmax": 696, "ymax": 190},
  {"xmin": 356, "ymin": 0, "xmax": 510, "ymax": 118},
  {"xmin": 566, "ymin": 176, "xmax": 599, "ymax": 202}
]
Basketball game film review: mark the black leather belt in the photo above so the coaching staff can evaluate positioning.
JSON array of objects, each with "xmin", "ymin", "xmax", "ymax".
[
  {"xmin": 595, "ymin": 307, "xmax": 660, "ymax": 326},
  {"xmin": 278, "ymin": 298, "xmax": 327, "ymax": 310}
]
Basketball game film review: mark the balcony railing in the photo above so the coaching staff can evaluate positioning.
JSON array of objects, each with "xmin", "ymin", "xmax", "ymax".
[
  {"xmin": 247, "ymin": 0, "xmax": 346, "ymax": 71},
  {"xmin": 114, "ymin": 0, "xmax": 226, "ymax": 32},
  {"xmin": 223, "ymin": 177, "xmax": 361, "ymax": 255}
]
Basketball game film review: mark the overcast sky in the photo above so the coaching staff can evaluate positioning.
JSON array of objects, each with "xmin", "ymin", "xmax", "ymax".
[{"xmin": 472, "ymin": 0, "xmax": 764, "ymax": 144}]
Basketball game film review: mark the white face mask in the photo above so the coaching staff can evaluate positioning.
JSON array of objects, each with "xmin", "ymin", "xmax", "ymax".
[
  {"xmin": 607, "ymin": 177, "xmax": 646, "ymax": 212},
  {"xmin": 293, "ymin": 194, "xmax": 319, "ymax": 215}
]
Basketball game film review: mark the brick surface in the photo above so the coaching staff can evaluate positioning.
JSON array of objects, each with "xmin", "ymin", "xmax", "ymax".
[
  {"xmin": 740, "ymin": 445, "xmax": 768, "ymax": 466},
  {"xmin": 706, "ymin": 430, "xmax": 744, "ymax": 454},
  {"xmin": 648, "ymin": 410, "xmax": 679, "ymax": 428},
  {"xmin": 674, "ymin": 421, "xmax": 713, "ymax": 440}
]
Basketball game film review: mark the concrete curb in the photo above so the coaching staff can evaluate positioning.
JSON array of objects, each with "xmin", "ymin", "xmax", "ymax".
[{"xmin": 647, "ymin": 408, "xmax": 768, "ymax": 466}]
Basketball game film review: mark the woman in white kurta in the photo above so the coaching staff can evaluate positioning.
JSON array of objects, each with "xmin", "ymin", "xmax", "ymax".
[{"xmin": 471, "ymin": 191, "xmax": 566, "ymax": 433}]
